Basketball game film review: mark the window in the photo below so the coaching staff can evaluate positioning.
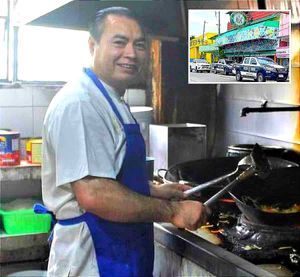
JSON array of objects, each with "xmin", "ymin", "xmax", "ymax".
[
  {"xmin": 0, "ymin": 0, "xmax": 8, "ymax": 80},
  {"xmin": 17, "ymin": 26, "xmax": 90, "ymax": 82},
  {"xmin": 244, "ymin": 58, "xmax": 250, "ymax": 64},
  {"xmin": 250, "ymin": 58, "xmax": 257, "ymax": 65}
]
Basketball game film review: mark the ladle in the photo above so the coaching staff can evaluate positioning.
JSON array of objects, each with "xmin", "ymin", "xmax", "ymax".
[{"xmin": 183, "ymin": 144, "xmax": 271, "ymax": 207}]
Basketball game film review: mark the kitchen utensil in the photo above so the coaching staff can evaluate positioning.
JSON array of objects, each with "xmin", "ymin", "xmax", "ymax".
[
  {"xmin": 183, "ymin": 144, "xmax": 270, "ymax": 198},
  {"xmin": 203, "ymin": 144, "xmax": 271, "ymax": 207}
]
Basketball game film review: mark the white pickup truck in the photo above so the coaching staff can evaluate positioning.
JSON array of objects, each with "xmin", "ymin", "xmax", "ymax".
[{"xmin": 190, "ymin": 59, "xmax": 211, "ymax": 73}]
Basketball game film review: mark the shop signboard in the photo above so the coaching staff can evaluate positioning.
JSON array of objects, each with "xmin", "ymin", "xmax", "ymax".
[
  {"xmin": 230, "ymin": 12, "xmax": 247, "ymax": 27},
  {"xmin": 216, "ymin": 21, "xmax": 279, "ymax": 46},
  {"xmin": 276, "ymin": 46, "xmax": 289, "ymax": 58}
]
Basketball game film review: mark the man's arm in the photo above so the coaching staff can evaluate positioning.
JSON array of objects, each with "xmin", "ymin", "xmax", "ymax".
[
  {"xmin": 149, "ymin": 181, "xmax": 192, "ymax": 200},
  {"xmin": 72, "ymin": 176, "xmax": 207, "ymax": 230}
]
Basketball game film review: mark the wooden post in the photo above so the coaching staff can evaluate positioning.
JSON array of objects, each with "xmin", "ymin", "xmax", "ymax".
[{"xmin": 150, "ymin": 39, "xmax": 163, "ymax": 124}]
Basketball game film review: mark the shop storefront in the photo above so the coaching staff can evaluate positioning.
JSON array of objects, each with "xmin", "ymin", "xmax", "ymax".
[
  {"xmin": 198, "ymin": 44, "xmax": 219, "ymax": 63},
  {"xmin": 276, "ymin": 47, "xmax": 289, "ymax": 66},
  {"xmin": 276, "ymin": 13, "xmax": 290, "ymax": 66},
  {"xmin": 190, "ymin": 33, "xmax": 217, "ymax": 63},
  {"xmin": 215, "ymin": 17, "xmax": 280, "ymax": 61}
]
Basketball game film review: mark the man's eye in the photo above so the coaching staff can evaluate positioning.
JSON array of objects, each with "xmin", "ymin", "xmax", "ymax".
[
  {"xmin": 113, "ymin": 40, "xmax": 126, "ymax": 46},
  {"xmin": 135, "ymin": 42, "xmax": 146, "ymax": 50}
]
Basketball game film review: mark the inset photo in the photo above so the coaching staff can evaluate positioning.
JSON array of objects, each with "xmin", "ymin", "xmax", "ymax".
[{"xmin": 189, "ymin": 10, "xmax": 291, "ymax": 84}]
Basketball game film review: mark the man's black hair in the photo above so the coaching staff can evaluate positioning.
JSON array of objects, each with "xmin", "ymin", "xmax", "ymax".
[{"xmin": 88, "ymin": 7, "xmax": 145, "ymax": 41}]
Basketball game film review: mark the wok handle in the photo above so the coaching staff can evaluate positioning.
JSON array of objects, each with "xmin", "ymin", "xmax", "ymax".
[
  {"xmin": 183, "ymin": 169, "xmax": 238, "ymax": 197},
  {"xmin": 204, "ymin": 166, "xmax": 256, "ymax": 208}
]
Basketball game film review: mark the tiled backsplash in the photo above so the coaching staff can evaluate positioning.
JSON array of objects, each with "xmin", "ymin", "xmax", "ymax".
[
  {"xmin": 0, "ymin": 85, "xmax": 147, "ymax": 138},
  {"xmin": 0, "ymin": 85, "xmax": 61, "ymax": 137}
]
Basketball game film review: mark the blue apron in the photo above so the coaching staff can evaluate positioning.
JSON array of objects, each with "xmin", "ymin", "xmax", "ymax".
[{"xmin": 36, "ymin": 68, "xmax": 154, "ymax": 277}]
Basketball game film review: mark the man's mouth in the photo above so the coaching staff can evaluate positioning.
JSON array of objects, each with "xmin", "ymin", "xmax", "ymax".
[{"xmin": 118, "ymin": 63, "xmax": 138, "ymax": 72}]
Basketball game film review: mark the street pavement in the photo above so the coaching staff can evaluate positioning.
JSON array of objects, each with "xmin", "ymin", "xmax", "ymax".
[{"xmin": 189, "ymin": 72, "xmax": 288, "ymax": 83}]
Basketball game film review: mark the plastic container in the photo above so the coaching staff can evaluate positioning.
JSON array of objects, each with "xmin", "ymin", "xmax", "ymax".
[
  {"xmin": 130, "ymin": 106, "xmax": 153, "ymax": 155},
  {"xmin": 0, "ymin": 208, "xmax": 51, "ymax": 235}
]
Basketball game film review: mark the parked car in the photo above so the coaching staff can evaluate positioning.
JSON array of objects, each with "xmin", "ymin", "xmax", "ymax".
[
  {"xmin": 190, "ymin": 59, "xmax": 211, "ymax": 73},
  {"xmin": 211, "ymin": 59, "xmax": 235, "ymax": 75},
  {"xmin": 235, "ymin": 57, "xmax": 289, "ymax": 82}
]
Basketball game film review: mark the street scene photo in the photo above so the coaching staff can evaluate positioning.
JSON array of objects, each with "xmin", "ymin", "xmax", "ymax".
[{"xmin": 189, "ymin": 10, "xmax": 290, "ymax": 84}]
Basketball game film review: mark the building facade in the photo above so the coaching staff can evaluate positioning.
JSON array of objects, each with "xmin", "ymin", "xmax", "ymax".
[
  {"xmin": 190, "ymin": 33, "xmax": 217, "ymax": 63},
  {"xmin": 216, "ymin": 12, "xmax": 284, "ymax": 62},
  {"xmin": 276, "ymin": 12, "xmax": 290, "ymax": 66}
]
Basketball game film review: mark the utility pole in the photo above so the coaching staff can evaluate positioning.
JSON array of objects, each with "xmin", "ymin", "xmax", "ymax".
[
  {"xmin": 202, "ymin": 20, "xmax": 206, "ymax": 45},
  {"xmin": 218, "ymin": 11, "xmax": 220, "ymax": 35},
  {"xmin": 201, "ymin": 20, "xmax": 206, "ymax": 59}
]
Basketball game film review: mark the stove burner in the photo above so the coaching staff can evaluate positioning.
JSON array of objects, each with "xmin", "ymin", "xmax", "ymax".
[{"xmin": 222, "ymin": 215, "xmax": 300, "ymax": 265}]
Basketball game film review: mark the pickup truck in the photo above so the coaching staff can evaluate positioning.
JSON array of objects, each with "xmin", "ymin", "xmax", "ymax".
[
  {"xmin": 190, "ymin": 59, "xmax": 211, "ymax": 73},
  {"xmin": 211, "ymin": 59, "xmax": 235, "ymax": 75},
  {"xmin": 235, "ymin": 57, "xmax": 289, "ymax": 82}
]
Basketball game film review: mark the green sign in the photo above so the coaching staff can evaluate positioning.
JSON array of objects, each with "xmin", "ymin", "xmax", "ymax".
[{"xmin": 230, "ymin": 12, "xmax": 247, "ymax": 27}]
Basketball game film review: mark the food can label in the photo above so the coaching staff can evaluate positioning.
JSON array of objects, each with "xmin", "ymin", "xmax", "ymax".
[
  {"xmin": 0, "ymin": 132, "xmax": 20, "ymax": 166},
  {"xmin": 0, "ymin": 136, "xmax": 7, "ymax": 152},
  {"xmin": 12, "ymin": 138, "xmax": 19, "ymax": 151}
]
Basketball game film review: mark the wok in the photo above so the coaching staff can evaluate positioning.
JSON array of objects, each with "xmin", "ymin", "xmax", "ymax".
[
  {"xmin": 229, "ymin": 166, "xmax": 300, "ymax": 226},
  {"xmin": 163, "ymin": 157, "xmax": 298, "ymax": 201},
  {"xmin": 163, "ymin": 157, "xmax": 241, "ymax": 201}
]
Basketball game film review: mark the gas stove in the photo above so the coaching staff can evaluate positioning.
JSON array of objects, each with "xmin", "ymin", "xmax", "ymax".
[{"xmin": 204, "ymin": 209, "xmax": 300, "ymax": 275}]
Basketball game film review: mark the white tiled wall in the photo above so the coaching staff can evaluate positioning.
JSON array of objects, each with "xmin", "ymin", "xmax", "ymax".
[
  {"xmin": 0, "ymin": 85, "xmax": 146, "ymax": 138},
  {"xmin": 0, "ymin": 85, "xmax": 61, "ymax": 137}
]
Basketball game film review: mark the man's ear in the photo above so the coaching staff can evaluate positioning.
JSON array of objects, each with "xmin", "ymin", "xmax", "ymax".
[{"xmin": 88, "ymin": 36, "xmax": 96, "ymax": 56}]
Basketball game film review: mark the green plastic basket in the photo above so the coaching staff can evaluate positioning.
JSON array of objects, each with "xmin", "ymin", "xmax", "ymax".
[{"xmin": 0, "ymin": 208, "xmax": 51, "ymax": 235}]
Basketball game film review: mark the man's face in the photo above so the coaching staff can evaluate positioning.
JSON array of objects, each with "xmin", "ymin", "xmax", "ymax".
[{"xmin": 90, "ymin": 15, "xmax": 147, "ymax": 91}]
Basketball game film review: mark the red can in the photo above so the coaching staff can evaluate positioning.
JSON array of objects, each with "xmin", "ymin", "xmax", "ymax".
[{"xmin": 0, "ymin": 130, "xmax": 20, "ymax": 166}]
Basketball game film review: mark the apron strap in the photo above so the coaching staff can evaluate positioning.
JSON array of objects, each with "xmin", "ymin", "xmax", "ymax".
[{"xmin": 84, "ymin": 68, "xmax": 125, "ymax": 126}]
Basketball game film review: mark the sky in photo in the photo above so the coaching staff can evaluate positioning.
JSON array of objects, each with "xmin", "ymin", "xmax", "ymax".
[{"xmin": 189, "ymin": 10, "xmax": 230, "ymax": 37}]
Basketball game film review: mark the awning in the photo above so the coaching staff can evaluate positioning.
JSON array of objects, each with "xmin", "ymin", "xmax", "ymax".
[
  {"xmin": 198, "ymin": 44, "xmax": 219, "ymax": 52},
  {"xmin": 225, "ymin": 50, "xmax": 276, "ymax": 57},
  {"xmin": 216, "ymin": 20, "xmax": 279, "ymax": 46}
]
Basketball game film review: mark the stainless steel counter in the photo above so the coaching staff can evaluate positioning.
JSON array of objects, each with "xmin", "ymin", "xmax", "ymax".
[{"xmin": 154, "ymin": 223, "xmax": 276, "ymax": 277}]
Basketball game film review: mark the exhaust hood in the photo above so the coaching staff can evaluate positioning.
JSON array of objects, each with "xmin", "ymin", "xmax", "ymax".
[{"xmin": 25, "ymin": 0, "xmax": 186, "ymax": 38}]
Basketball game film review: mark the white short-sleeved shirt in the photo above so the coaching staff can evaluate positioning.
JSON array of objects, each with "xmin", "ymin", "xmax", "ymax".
[{"xmin": 42, "ymin": 70, "xmax": 135, "ymax": 277}]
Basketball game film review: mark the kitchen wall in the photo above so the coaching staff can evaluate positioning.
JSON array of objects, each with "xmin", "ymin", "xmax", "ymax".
[
  {"xmin": 214, "ymin": 82, "xmax": 299, "ymax": 156},
  {"xmin": 0, "ymin": 85, "xmax": 148, "ymax": 138},
  {"xmin": 213, "ymin": 25, "xmax": 300, "ymax": 156},
  {"xmin": 0, "ymin": 85, "xmax": 60, "ymax": 137}
]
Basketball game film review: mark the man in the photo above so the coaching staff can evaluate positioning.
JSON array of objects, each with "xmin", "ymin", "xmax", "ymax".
[{"xmin": 42, "ymin": 7, "xmax": 208, "ymax": 277}]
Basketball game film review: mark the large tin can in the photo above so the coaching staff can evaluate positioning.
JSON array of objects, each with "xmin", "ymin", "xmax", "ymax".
[{"xmin": 0, "ymin": 130, "xmax": 21, "ymax": 166}]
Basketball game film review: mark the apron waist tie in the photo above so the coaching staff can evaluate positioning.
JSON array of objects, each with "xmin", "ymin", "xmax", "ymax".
[
  {"xmin": 33, "ymin": 203, "xmax": 57, "ymax": 243},
  {"xmin": 57, "ymin": 213, "xmax": 90, "ymax": 226}
]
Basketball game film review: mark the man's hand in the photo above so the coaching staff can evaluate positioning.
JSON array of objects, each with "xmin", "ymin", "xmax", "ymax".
[
  {"xmin": 150, "ymin": 182, "xmax": 192, "ymax": 200},
  {"xmin": 170, "ymin": 201, "xmax": 208, "ymax": 230}
]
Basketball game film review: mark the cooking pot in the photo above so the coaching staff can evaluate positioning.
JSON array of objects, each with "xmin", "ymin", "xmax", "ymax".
[
  {"xmin": 229, "ymin": 166, "xmax": 300, "ymax": 226},
  {"xmin": 227, "ymin": 144, "xmax": 286, "ymax": 158}
]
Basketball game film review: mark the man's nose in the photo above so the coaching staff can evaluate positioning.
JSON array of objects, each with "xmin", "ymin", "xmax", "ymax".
[{"xmin": 124, "ymin": 43, "xmax": 137, "ymax": 59}]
